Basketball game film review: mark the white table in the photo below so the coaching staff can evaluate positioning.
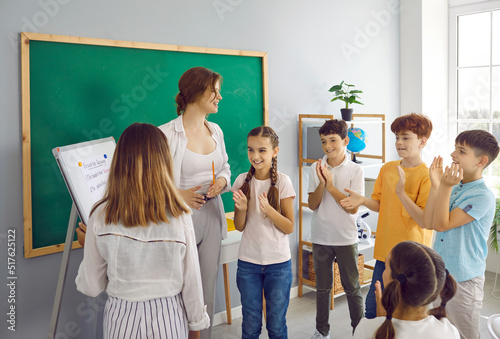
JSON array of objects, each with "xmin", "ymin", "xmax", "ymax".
[{"xmin": 220, "ymin": 230, "xmax": 242, "ymax": 324}]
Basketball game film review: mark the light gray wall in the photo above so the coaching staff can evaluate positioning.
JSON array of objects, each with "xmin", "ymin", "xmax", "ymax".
[{"xmin": 0, "ymin": 0, "xmax": 400, "ymax": 337}]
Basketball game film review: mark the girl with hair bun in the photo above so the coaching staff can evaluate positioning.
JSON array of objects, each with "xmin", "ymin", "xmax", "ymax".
[
  {"xmin": 231, "ymin": 126, "xmax": 295, "ymax": 338},
  {"xmin": 159, "ymin": 66, "xmax": 231, "ymax": 339},
  {"xmin": 353, "ymin": 241, "xmax": 459, "ymax": 339}
]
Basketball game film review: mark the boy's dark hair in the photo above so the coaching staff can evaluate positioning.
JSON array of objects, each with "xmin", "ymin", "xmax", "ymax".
[
  {"xmin": 318, "ymin": 119, "xmax": 348, "ymax": 139},
  {"xmin": 456, "ymin": 130, "xmax": 500, "ymax": 168},
  {"xmin": 391, "ymin": 113, "xmax": 433, "ymax": 139}
]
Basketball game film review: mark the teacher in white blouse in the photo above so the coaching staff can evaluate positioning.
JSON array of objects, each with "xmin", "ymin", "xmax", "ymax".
[{"xmin": 159, "ymin": 66, "xmax": 230, "ymax": 339}]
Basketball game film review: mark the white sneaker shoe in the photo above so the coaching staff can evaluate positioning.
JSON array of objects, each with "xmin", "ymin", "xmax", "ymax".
[{"xmin": 311, "ymin": 330, "xmax": 330, "ymax": 339}]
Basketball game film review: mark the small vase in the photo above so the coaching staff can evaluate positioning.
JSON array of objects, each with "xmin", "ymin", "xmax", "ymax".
[{"xmin": 340, "ymin": 108, "xmax": 353, "ymax": 121}]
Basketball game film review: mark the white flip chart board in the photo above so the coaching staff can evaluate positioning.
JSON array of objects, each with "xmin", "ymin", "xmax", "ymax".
[{"xmin": 52, "ymin": 137, "xmax": 116, "ymax": 225}]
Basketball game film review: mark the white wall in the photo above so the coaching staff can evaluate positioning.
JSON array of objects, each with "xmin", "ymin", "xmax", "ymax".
[
  {"xmin": 400, "ymin": 0, "xmax": 449, "ymax": 164},
  {"xmin": 0, "ymin": 0, "xmax": 400, "ymax": 337}
]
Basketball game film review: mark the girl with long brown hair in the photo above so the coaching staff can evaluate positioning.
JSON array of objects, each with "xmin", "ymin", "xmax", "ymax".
[
  {"xmin": 353, "ymin": 241, "xmax": 459, "ymax": 339},
  {"xmin": 232, "ymin": 126, "xmax": 295, "ymax": 338},
  {"xmin": 76, "ymin": 123, "xmax": 209, "ymax": 339}
]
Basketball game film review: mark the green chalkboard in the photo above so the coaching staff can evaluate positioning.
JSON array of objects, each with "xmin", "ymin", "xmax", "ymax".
[{"xmin": 21, "ymin": 32, "xmax": 268, "ymax": 258}]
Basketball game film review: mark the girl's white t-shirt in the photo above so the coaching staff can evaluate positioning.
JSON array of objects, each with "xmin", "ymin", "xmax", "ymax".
[
  {"xmin": 353, "ymin": 315, "xmax": 460, "ymax": 339},
  {"xmin": 231, "ymin": 171, "xmax": 295, "ymax": 265}
]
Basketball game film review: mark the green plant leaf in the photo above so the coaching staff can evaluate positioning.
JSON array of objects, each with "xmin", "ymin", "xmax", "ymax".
[
  {"xmin": 329, "ymin": 81, "xmax": 363, "ymax": 107},
  {"xmin": 347, "ymin": 96, "xmax": 357, "ymax": 103},
  {"xmin": 490, "ymin": 197, "xmax": 500, "ymax": 253}
]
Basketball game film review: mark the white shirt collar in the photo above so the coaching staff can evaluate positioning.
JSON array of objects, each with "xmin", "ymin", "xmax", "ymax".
[{"xmin": 321, "ymin": 153, "xmax": 349, "ymax": 169}]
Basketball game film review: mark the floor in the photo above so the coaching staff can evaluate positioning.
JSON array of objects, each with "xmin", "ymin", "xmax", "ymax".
[{"xmin": 212, "ymin": 270, "xmax": 500, "ymax": 339}]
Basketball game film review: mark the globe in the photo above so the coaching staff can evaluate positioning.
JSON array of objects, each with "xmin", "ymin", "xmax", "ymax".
[{"xmin": 347, "ymin": 127, "xmax": 367, "ymax": 163}]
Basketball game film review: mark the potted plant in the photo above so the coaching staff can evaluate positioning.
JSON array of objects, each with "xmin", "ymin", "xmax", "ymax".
[
  {"xmin": 329, "ymin": 81, "xmax": 363, "ymax": 121},
  {"xmin": 490, "ymin": 196, "xmax": 500, "ymax": 254}
]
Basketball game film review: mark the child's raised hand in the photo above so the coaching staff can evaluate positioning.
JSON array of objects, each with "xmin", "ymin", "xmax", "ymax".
[
  {"xmin": 319, "ymin": 162, "xmax": 333, "ymax": 187},
  {"xmin": 441, "ymin": 163, "xmax": 463, "ymax": 187},
  {"xmin": 429, "ymin": 156, "xmax": 444, "ymax": 189},
  {"xmin": 233, "ymin": 190, "xmax": 248, "ymax": 211},
  {"xmin": 340, "ymin": 188, "xmax": 364, "ymax": 210},
  {"xmin": 395, "ymin": 166, "xmax": 406, "ymax": 197},
  {"xmin": 258, "ymin": 191, "xmax": 273, "ymax": 215},
  {"xmin": 316, "ymin": 159, "xmax": 326, "ymax": 186},
  {"xmin": 375, "ymin": 280, "xmax": 386, "ymax": 317}
]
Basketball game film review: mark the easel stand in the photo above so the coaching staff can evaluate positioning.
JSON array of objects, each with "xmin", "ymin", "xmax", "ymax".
[{"xmin": 48, "ymin": 204, "xmax": 78, "ymax": 339}]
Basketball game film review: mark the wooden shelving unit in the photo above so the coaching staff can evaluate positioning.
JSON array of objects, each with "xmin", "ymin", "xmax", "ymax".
[{"xmin": 297, "ymin": 113, "xmax": 386, "ymax": 306}]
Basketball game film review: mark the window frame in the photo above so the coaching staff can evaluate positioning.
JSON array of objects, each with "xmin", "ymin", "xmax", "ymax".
[{"xmin": 448, "ymin": 0, "xmax": 500, "ymax": 176}]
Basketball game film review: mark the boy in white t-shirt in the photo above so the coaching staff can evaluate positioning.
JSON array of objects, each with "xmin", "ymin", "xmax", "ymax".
[{"xmin": 308, "ymin": 119, "xmax": 364, "ymax": 339}]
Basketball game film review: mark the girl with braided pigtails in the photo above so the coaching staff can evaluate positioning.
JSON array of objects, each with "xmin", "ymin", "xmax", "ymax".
[
  {"xmin": 231, "ymin": 126, "xmax": 295, "ymax": 339},
  {"xmin": 353, "ymin": 241, "xmax": 459, "ymax": 339}
]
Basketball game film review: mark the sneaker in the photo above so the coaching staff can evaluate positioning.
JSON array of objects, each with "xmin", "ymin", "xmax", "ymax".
[{"xmin": 311, "ymin": 330, "xmax": 330, "ymax": 339}]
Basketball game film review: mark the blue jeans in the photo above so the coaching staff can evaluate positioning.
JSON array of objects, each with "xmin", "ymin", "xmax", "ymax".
[
  {"xmin": 365, "ymin": 260, "xmax": 385, "ymax": 319},
  {"xmin": 237, "ymin": 259, "xmax": 292, "ymax": 339}
]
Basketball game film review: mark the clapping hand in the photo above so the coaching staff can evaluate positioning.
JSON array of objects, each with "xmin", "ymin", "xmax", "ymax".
[
  {"xmin": 318, "ymin": 161, "xmax": 333, "ymax": 187},
  {"xmin": 233, "ymin": 189, "xmax": 248, "ymax": 211},
  {"xmin": 258, "ymin": 191, "xmax": 273, "ymax": 215},
  {"xmin": 316, "ymin": 159, "xmax": 326, "ymax": 186},
  {"xmin": 441, "ymin": 163, "xmax": 463, "ymax": 187},
  {"xmin": 429, "ymin": 156, "xmax": 444, "ymax": 189},
  {"xmin": 375, "ymin": 280, "xmax": 386, "ymax": 317},
  {"xmin": 340, "ymin": 188, "xmax": 364, "ymax": 210},
  {"xmin": 395, "ymin": 166, "xmax": 406, "ymax": 197}
]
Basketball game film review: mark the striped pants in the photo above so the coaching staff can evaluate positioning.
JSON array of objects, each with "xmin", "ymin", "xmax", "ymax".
[{"xmin": 104, "ymin": 294, "xmax": 188, "ymax": 339}]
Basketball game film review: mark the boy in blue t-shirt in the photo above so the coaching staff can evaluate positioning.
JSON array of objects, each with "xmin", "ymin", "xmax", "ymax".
[{"xmin": 424, "ymin": 130, "xmax": 499, "ymax": 339}]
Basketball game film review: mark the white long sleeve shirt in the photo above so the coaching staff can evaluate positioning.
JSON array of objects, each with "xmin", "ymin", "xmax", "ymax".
[
  {"xmin": 75, "ymin": 205, "xmax": 210, "ymax": 331},
  {"xmin": 159, "ymin": 114, "xmax": 231, "ymax": 239}
]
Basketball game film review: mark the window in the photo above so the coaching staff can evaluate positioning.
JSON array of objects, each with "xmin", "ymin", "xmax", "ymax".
[{"xmin": 449, "ymin": 1, "xmax": 500, "ymax": 176}]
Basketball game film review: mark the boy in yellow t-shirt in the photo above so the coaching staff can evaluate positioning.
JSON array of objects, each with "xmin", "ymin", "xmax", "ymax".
[{"xmin": 340, "ymin": 113, "xmax": 434, "ymax": 319}]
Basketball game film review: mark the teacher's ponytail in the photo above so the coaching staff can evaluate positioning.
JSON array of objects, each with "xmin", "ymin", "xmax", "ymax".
[{"xmin": 175, "ymin": 92, "xmax": 186, "ymax": 116}]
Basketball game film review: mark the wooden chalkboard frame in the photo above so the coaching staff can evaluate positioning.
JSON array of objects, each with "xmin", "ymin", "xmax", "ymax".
[{"xmin": 21, "ymin": 32, "xmax": 269, "ymax": 258}]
